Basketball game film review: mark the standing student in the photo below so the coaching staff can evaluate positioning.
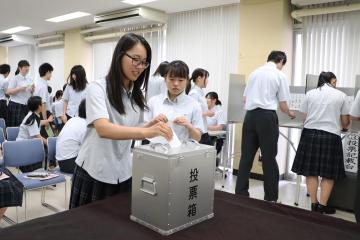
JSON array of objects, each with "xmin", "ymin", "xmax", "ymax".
[
  {"xmin": 52, "ymin": 90, "xmax": 64, "ymax": 131},
  {"xmin": 0, "ymin": 64, "xmax": 10, "ymax": 121},
  {"xmin": 187, "ymin": 68, "xmax": 214, "ymax": 145},
  {"xmin": 235, "ymin": 51, "xmax": 295, "ymax": 202},
  {"xmin": 33, "ymin": 63, "xmax": 54, "ymax": 137},
  {"xmin": 206, "ymin": 91, "xmax": 226, "ymax": 156},
  {"xmin": 146, "ymin": 60, "xmax": 204, "ymax": 142},
  {"xmin": 61, "ymin": 65, "xmax": 88, "ymax": 123},
  {"xmin": 17, "ymin": 96, "xmax": 52, "ymax": 172},
  {"xmin": 349, "ymin": 89, "xmax": 360, "ymax": 223},
  {"xmin": 147, "ymin": 61, "xmax": 169, "ymax": 100},
  {"xmin": 6, "ymin": 60, "xmax": 34, "ymax": 127},
  {"xmin": 292, "ymin": 72, "xmax": 349, "ymax": 214},
  {"xmin": 69, "ymin": 33, "xmax": 173, "ymax": 208},
  {"xmin": 56, "ymin": 99, "xmax": 86, "ymax": 174}
]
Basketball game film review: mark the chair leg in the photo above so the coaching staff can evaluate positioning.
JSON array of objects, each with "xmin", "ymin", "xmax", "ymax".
[
  {"xmin": 16, "ymin": 206, "xmax": 18, "ymax": 223},
  {"xmin": 64, "ymin": 182, "xmax": 67, "ymax": 210},
  {"xmin": 41, "ymin": 187, "xmax": 45, "ymax": 204},
  {"xmin": 24, "ymin": 191, "xmax": 27, "ymax": 221}
]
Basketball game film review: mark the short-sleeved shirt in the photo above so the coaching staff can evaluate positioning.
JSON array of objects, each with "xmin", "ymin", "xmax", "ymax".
[
  {"xmin": 207, "ymin": 105, "xmax": 226, "ymax": 127},
  {"xmin": 244, "ymin": 62, "xmax": 291, "ymax": 111},
  {"xmin": 301, "ymin": 84, "xmax": 350, "ymax": 136},
  {"xmin": 147, "ymin": 75, "xmax": 167, "ymax": 100},
  {"xmin": 34, "ymin": 78, "xmax": 51, "ymax": 111},
  {"xmin": 189, "ymin": 85, "xmax": 208, "ymax": 133},
  {"xmin": 8, "ymin": 74, "xmax": 33, "ymax": 105},
  {"xmin": 56, "ymin": 117, "xmax": 87, "ymax": 161},
  {"xmin": 350, "ymin": 91, "xmax": 360, "ymax": 117},
  {"xmin": 63, "ymin": 84, "xmax": 87, "ymax": 117},
  {"xmin": 16, "ymin": 112, "xmax": 40, "ymax": 140},
  {"xmin": 75, "ymin": 79, "xmax": 143, "ymax": 184},
  {"xmin": 145, "ymin": 90, "xmax": 204, "ymax": 142},
  {"xmin": 0, "ymin": 74, "xmax": 8, "ymax": 100}
]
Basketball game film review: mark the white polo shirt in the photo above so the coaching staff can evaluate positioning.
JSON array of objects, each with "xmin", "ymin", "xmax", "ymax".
[
  {"xmin": 350, "ymin": 91, "xmax": 360, "ymax": 117},
  {"xmin": 56, "ymin": 117, "xmax": 87, "ymax": 161},
  {"xmin": 189, "ymin": 85, "xmax": 208, "ymax": 133},
  {"xmin": 75, "ymin": 78, "xmax": 143, "ymax": 184},
  {"xmin": 0, "ymin": 74, "xmax": 8, "ymax": 100},
  {"xmin": 207, "ymin": 105, "xmax": 226, "ymax": 127},
  {"xmin": 8, "ymin": 74, "xmax": 33, "ymax": 105},
  {"xmin": 147, "ymin": 75, "xmax": 167, "ymax": 100},
  {"xmin": 63, "ymin": 84, "xmax": 87, "ymax": 117},
  {"xmin": 145, "ymin": 90, "xmax": 204, "ymax": 142},
  {"xmin": 34, "ymin": 77, "xmax": 51, "ymax": 111},
  {"xmin": 244, "ymin": 62, "xmax": 291, "ymax": 111},
  {"xmin": 301, "ymin": 84, "xmax": 350, "ymax": 136},
  {"xmin": 17, "ymin": 112, "xmax": 40, "ymax": 140}
]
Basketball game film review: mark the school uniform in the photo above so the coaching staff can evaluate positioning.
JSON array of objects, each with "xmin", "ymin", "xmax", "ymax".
[
  {"xmin": 63, "ymin": 84, "xmax": 87, "ymax": 118},
  {"xmin": 16, "ymin": 112, "xmax": 43, "ymax": 172},
  {"xmin": 292, "ymin": 84, "xmax": 349, "ymax": 180},
  {"xmin": 52, "ymin": 99, "xmax": 65, "ymax": 131},
  {"xmin": 69, "ymin": 79, "xmax": 141, "ymax": 208},
  {"xmin": 189, "ymin": 85, "xmax": 211, "ymax": 144},
  {"xmin": 7, "ymin": 74, "xmax": 33, "ymax": 127},
  {"xmin": 207, "ymin": 105, "xmax": 226, "ymax": 154},
  {"xmin": 0, "ymin": 168, "xmax": 23, "ymax": 209},
  {"xmin": 34, "ymin": 77, "xmax": 53, "ymax": 138},
  {"xmin": 56, "ymin": 117, "xmax": 87, "ymax": 174},
  {"xmin": 349, "ymin": 90, "xmax": 360, "ymax": 223},
  {"xmin": 147, "ymin": 75, "xmax": 167, "ymax": 100},
  {"xmin": 145, "ymin": 90, "xmax": 204, "ymax": 142},
  {"xmin": 0, "ymin": 74, "xmax": 9, "ymax": 121},
  {"xmin": 235, "ymin": 61, "xmax": 291, "ymax": 201}
]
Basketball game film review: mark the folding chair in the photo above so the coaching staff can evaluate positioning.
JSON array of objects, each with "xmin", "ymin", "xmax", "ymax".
[{"xmin": 6, "ymin": 127, "xmax": 20, "ymax": 141}]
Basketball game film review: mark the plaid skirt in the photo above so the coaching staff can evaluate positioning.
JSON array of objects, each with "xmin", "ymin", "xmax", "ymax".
[
  {"xmin": 0, "ymin": 99, "xmax": 7, "ymax": 122},
  {"xmin": 0, "ymin": 168, "xmax": 24, "ymax": 208},
  {"xmin": 69, "ymin": 165, "xmax": 131, "ymax": 209},
  {"xmin": 292, "ymin": 128, "xmax": 345, "ymax": 180},
  {"xmin": 7, "ymin": 101, "xmax": 28, "ymax": 127}
]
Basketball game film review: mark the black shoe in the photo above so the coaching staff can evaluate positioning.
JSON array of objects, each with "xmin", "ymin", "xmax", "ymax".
[
  {"xmin": 311, "ymin": 202, "xmax": 319, "ymax": 212},
  {"xmin": 317, "ymin": 204, "xmax": 336, "ymax": 215}
]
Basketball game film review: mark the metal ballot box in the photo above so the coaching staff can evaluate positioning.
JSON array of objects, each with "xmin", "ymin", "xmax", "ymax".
[{"xmin": 130, "ymin": 142, "xmax": 216, "ymax": 236}]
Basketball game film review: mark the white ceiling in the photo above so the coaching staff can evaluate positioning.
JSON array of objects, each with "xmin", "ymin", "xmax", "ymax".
[{"xmin": 0, "ymin": 0, "xmax": 239, "ymax": 37}]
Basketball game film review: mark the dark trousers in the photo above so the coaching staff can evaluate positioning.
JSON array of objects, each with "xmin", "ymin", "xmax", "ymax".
[
  {"xmin": 58, "ymin": 157, "xmax": 76, "ymax": 174},
  {"xmin": 200, "ymin": 133, "xmax": 212, "ymax": 145},
  {"xmin": 0, "ymin": 99, "xmax": 7, "ymax": 122},
  {"xmin": 235, "ymin": 108, "xmax": 279, "ymax": 201},
  {"xmin": 355, "ymin": 157, "xmax": 360, "ymax": 223}
]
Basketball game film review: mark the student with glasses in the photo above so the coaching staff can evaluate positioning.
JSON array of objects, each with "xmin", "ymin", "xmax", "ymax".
[{"xmin": 69, "ymin": 33, "xmax": 173, "ymax": 208}]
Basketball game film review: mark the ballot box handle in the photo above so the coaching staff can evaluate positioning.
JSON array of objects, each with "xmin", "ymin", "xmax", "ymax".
[{"xmin": 140, "ymin": 177, "xmax": 157, "ymax": 196}]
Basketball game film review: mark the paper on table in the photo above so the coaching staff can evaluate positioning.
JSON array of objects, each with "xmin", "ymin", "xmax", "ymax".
[{"xmin": 0, "ymin": 173, "xmax": 10, "ymax": 181}]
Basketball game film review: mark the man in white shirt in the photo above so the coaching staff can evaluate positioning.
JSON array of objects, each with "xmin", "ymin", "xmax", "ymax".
[
  {"xmin": 0, "ymin": 64, "xmax": 10, "ymax": 121},
  {"xmin": 235, "ymin": 51, "xmax": 295, "ymax": 202}
]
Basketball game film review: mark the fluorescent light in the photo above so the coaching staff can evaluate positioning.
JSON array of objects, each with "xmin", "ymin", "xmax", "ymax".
[
  {"xmin": 46, "ymin": 11, "xmax": 90, "ymax": 23},
  {"xmin": 122, "ymin": 0, "xmax": 157, "ymax": 5},
  {"xmin": 1, "ymin": 26, "xmax": 31, "ymax": 34}
]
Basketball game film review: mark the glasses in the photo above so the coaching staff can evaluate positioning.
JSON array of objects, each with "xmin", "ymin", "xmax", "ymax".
[{"xmin": 124, "ymin": 53, "xmax": 150, "ymax": 69}]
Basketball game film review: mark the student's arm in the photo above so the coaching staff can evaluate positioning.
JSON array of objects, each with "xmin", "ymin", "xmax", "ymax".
[
  {"xmin": 143, "ymin": 114, "xmax": 168, "ymax": 128},
  {"xmin": 6, "ymin": 86, "xmax": 26, "ymax": 95},
  {"xmin": 61, "ymin": 100, "xmax": 68, "ymax": 123},
  {"xmin": 279, "ymin": 101, "xmax": 296, "ymax": 119},
  {"xmin": 93, "ymin": 118, "xmax": 172, "ymax": 141},
  {"xmin": 173, "ymin": 116, "xmax": 201, "ymax": 141},
  {"xmin": 341, "ymin": 115, "xmax": 350, "ymax": 130},
  {"xmin": 208, "ymin": 125, "xmax": 225, "ymax": 131},
  {"xmin": 34, "ymin": 134, "xmax": 48, "ymax": 146}
]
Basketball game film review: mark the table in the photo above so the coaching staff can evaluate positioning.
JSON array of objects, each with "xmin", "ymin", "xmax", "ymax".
[{"xmin": 1, "ymin": 191, "xmax": 359, "ymax": 240}]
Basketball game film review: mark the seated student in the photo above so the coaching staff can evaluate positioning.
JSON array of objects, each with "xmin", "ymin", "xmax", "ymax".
[
  {"xmin": 146, "ymin": 60, "xmax": 204, "ymax": 142},
  {"xmin": 17, "ymin": 96, "xmax": 53, "ymax": 172},
  {"xmin": 56, "ymin": 99, "xmax": 86, "ymax": 174},
  {"xmin": 0, "ymin": 168, "xmax": 23, "ymax": 221},
  {"xmin": 52, "ymin": 90, "xmax": 64, "ymax": 131},
  {"xmin": 205, "ymin": 92, "xmax": 226, "ymax": 156}
]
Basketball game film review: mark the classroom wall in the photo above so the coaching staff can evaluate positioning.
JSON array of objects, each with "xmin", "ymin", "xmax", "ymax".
[
  {"xmin": 0, "ymin": 47, "xmax": 6, "ymax": 63},
  {"xmin": 233, "ymin": 0, "xmax": 293, "ymax": 177}
]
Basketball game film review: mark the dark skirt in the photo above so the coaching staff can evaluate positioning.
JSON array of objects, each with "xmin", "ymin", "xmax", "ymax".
[
  {"xmin": 0, "ymin": 99, "xmax": 7, "ymax": 122},
  {"xmin": 200, "ymin": 133, "xmax": 212, "ymax": 145},
  {"xmin": 0, "ymin": 168, "xmax": 23, "ymax": 208},
  {"xmin": 6, "ymin": 101, "xmax": 28, "ymax": 127},
  {"xmin": 58, "ymin": 157, "xmax": 76, "ymax": 174},
  {"xmin": 292, "ymin": 128, "xmax": 345, "ymax": 180},
  {"xmin": 69, "ymin": 165, "xmax": 131, "ymax": 209}
]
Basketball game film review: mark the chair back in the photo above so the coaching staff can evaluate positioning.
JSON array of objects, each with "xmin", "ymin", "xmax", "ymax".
[{"xmin": 6, "ymin": 127, "xmax": 20, "ymax": 141}]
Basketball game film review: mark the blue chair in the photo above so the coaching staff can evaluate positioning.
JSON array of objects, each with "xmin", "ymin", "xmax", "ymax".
[
  {"xmin": 0, "ymin": 129, "xmax": 5, "ymax": 167},
  {"xmin": 0, "ymin": 118, "xmax": 6, "ymax": 136},
  {"xmin": 3, "ymin": 139, "xmax": 67, "ymax": 222},
  {"xmin": 6, "ymin": 127, "xmax": 19, "ymax": 141}
]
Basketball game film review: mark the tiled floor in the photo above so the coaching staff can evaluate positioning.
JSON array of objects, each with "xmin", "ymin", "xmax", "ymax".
[{"xmin": 0, "ymin": 170, "xmax": 356, "ymax": 228}]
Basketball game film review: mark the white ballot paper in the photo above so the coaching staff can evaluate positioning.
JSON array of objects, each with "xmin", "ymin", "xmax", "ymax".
[{"xmin": 147, "ymin": 122, "xmax": 181, "ymax": 148}]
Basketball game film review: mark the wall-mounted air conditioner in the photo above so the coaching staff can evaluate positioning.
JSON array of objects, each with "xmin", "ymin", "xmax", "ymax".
[
  {"xmin": 291, "ymin": 0, "xmax": 344, "ymax": 6},
  {"xmin": 94, "ymin": 7, "xmax": 167, "ymax": 28},
  {"xmin": 0, "ymin": 34, "xmax": 35, "ymax": 47}
]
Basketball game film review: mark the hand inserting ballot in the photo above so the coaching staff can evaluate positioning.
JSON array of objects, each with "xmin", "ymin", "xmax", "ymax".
[
  {"xmin": 152, "ymin": 114, "xmax": 168, "ymax": 124},
  {"xmin": 173, "ymin": 116, "xmax": 191, "ymax": 128},
  {"xmin": 148, "ymin": 121, "xmax": 173, "ymax": 141}
]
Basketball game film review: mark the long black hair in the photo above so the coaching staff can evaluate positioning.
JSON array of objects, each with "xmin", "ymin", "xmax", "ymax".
[
  {"xmin": 205, "ymin": 92, "xmax": 222, "ymax": 106},
  {"xmin": 317, "ymin": 71, "xmax": 337, "ymax": 88},
  {"xmin": 106, "ymin": 33, "xmax": 152, "ymax": 114},
  {"xmin": 67, "ymin": 65, "xmax": 88, "ymax": 92},
  {"xmin": 186, "ymin": 68, "xmax": 209, "ymax": 94},
  {"xmin": 153, "ymin": 61, "xmax": 169, "ymax": 77},
  {"xmin": 25, "ymin": 96, "xmax": 42, "ymax": 127},
  {"xmin": 53, "ymin": 90, "xmax": 63, "ymax": 102}
]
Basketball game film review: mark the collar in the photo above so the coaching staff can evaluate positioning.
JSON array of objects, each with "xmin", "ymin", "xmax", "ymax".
[
  {"xmin": 122, "ymin": 82, "xmax": 134, "ymax": 97},
  {"xmin": 162, "ymin": 90, "xmax": 187, "ymax": 104},
  {"xmin": 266, "ymin": 62, "xmax": 277, "ymax": 68},
  {"xmin": 193, "ymin": 84, "xmax": 204, "ymax": 96}
]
